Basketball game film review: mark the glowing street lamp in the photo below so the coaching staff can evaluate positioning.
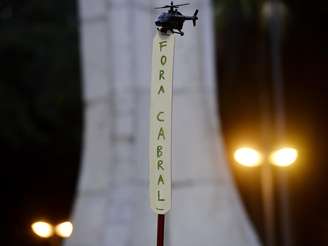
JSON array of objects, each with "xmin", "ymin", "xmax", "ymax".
[
  {"xmin": 270, "ymin": 147, "xmax": 298, "ymax": 167},
  {"xmin": 55, "ymin": 221, "xmax": 73, "ymax": 238},
  {"xmin": 31, "ymin": 221, "xmax": 54, "ymax": 238},
  {"xmin": 234, "ymin": 146, "xmax": 298, "ymax": 168},
  {"xmin": 233, "ymin": 147, "xmax": 263, "ymax": 167},
  {"xmin": 31, "ymin": 220, "xmax": 73, "ymax": 240}
]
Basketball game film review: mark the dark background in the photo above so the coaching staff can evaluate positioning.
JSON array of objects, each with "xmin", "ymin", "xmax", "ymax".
[
  {"xmin": 0, "ymin": 1, "xmax": 81, "ymax": 245},
  {"xmin": 0, "ymin": 0, "xmax": 327, "ymax": 245},
  {"xmin": 216, "ymin": 1, "xmax": 328, "ymax": 245}
]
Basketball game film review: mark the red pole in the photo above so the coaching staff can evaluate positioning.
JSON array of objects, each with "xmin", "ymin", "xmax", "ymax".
[{"xmin": 157, "ymin": 215, "xmax": 165, "ymax": 246}]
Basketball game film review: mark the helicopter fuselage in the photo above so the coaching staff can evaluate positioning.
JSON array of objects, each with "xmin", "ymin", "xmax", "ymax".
[{"xmin": 155, "ymin": 11, "xmax": 194, "ymax": 34}]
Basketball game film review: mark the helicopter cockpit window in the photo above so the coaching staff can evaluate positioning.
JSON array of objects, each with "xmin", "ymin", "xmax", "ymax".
[{"xmin": 158, "ymin": 13, "xmax": 169, "ymax": 22}]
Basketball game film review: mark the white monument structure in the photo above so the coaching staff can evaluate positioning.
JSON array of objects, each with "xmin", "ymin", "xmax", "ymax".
[{"xmin": 65, "ymin": 0, "xmax": 261, "ymax": 245}]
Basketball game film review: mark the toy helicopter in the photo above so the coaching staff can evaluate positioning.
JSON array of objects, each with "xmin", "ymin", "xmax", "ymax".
[{"xmin": 154, "ymin": 1, "xmax": 199, "ymax": 36}]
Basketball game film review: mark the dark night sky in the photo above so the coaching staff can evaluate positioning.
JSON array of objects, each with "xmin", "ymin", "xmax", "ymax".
[{"xmin": 1, "ymin": 0, "xmax": 328, "ymax": 245}]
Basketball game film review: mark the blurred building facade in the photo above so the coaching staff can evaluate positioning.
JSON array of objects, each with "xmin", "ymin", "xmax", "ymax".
[{"xmin": 65, "ymin": 0, "xmax": 260, "ymax": 245}]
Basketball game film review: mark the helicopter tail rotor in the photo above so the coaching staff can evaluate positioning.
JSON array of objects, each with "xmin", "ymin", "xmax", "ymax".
[{"xmin": 192, "ymin": 9, "xmax": 199, "ymax": 26}]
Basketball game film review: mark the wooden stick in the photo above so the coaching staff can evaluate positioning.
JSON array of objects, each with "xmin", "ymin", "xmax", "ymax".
[{"xmin": 157, "ymin": 214, "xmax": 165, "ymax": 246}]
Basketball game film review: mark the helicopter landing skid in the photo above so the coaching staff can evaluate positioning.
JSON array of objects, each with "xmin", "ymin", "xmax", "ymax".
[
  {"xmin": 157, "ymin": 28, "xmax": 184, "ymax": 36},
  {"xmin": 172, "ymin": 30, "xmax": 184, "ymax": 36}
]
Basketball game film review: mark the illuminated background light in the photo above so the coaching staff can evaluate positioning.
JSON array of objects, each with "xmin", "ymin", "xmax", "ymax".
[
  {"xmin": 31, "ymin": 221, "xmax": 54, "ymax": 238},
  {"xmin": 233, "ymin": 147, "xmax": 262, "ymax": 167},
  {"xmin": 55, "ymin": 221, "xmax": 73, "ymax": 238},
  {"xmin": 270, "ymin": 147, "xmax": 298, "ymax": 167}
]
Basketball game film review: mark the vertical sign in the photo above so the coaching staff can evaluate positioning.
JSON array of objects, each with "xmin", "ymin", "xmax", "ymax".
[{"xmin": 149, "ymin": 31, "xmax": 175, "ymax": 214}]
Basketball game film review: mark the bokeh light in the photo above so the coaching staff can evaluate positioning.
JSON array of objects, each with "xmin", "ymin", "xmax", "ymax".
[
  {"xmin": 270, "ymin": 147, "xmax": 298, "ymax": 167},
  {"xmin": 233, "ymin": 147, "xmax": 262, "ymax": 167},
  {"xmin": 31, "ymin": 221, "xmax": 54, "ymax": 238},
  {"xmin": 55, "ymin": 221, "xmax": 73, "ymax": 238}
]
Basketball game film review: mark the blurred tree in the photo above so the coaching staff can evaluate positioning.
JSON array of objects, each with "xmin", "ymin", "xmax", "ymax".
[
  {"xmin": 0, "ymin": 0, "xmax": 81, "ymax": 149},
  {"xmin": 0, "ymin": 1, "xmax": 81, "ymax": 245}
]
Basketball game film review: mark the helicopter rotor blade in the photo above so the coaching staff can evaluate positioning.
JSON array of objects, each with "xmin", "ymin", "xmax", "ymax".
[
  {"xmin": 154, "ymin": 2, "xmax": 190, "ymax": 9},
  {"xmin": 174, "ymin": 3, "xmax": 190, "ymax": 7},
  {"xmin": 154, "ymin": 5, "xmax": 171, "ymax": 9}
]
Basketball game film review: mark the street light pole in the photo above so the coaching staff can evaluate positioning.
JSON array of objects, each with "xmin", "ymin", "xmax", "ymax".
[
  {"xmin": 49, "ymin": 236, "xmax": 60, "ymax": 246},
  {"xmin": 261, "ymin": 159, "xmax": 275, "ymax": 246},
  {"xmin": 266, "ymin": 1, "xmax": 292, "ymax": 245},
  {"xmin": 258, "ymin": 60, "xmax": 276, "ymax": 246}
]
